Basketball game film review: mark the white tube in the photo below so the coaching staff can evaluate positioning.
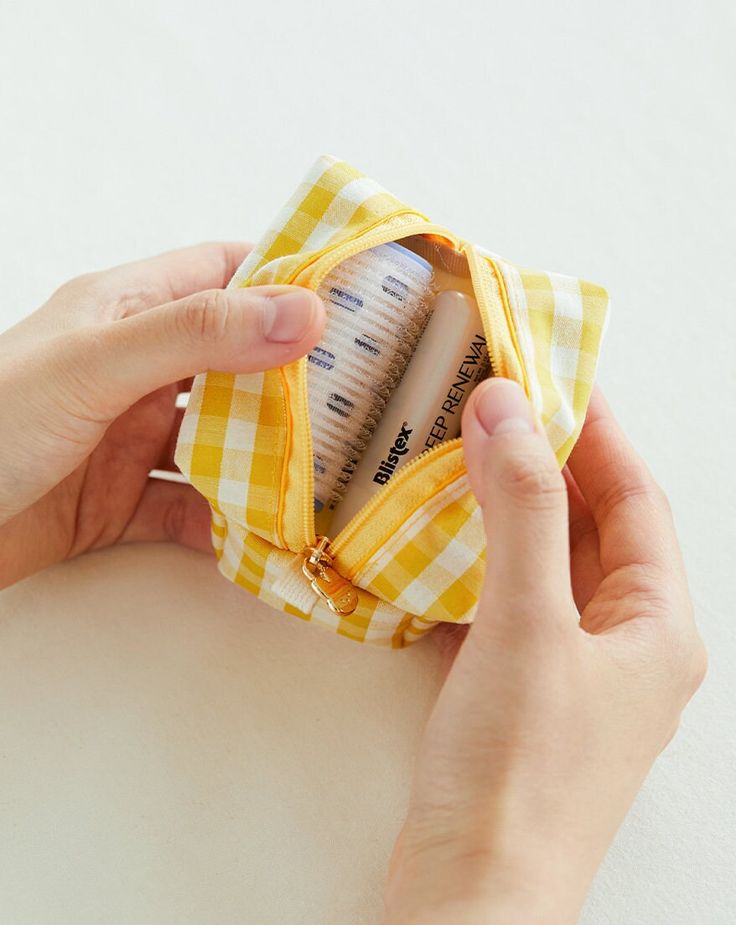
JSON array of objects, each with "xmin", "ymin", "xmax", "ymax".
[
  {"xmin": 308, "ymin": 242, "xmax": 434, "ymax": 518},
  {"xmin": 329, "ymin": 290, "xmax": 489, "ymax": 535}
]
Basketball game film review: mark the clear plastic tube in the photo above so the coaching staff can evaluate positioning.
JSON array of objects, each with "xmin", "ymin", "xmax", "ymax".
[{"xmin": 308, "ymin": 242, "xmax": 434, "ymax": 522}]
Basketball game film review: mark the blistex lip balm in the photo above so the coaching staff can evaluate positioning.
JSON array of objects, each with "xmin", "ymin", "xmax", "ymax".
[{"xmin": 329, "ymin": 289, "xmax": 489, "ymax": 535}]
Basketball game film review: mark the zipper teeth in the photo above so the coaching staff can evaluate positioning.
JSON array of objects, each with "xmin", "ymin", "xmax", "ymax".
[
  {"xmin": 283, "ymin": 212, "xmax": 429, "ymax": 553},
  {"xmin": 293, "ymin": 344, "xmax": 312, "ymax": 551},
  {"xmin": 329, "ymin": 437, "xmax": 462, "ymax": 556},
  {"xmin": 289, "ymin": 221, "xmax": 461, "ymax": 552},
  {"xmin": 288, "ymin": 222, "xmax": 501, "ymax": 561},
  {"xmin": 464, "ymin": 244, "xmax": 507, "ymax": 380}
]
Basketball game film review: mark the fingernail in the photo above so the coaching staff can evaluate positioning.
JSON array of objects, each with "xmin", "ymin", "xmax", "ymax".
[
  {"xmin": 473, "ymin": 378, "xmax": 534, "ymax": 436},
  {"xmin": 262, "ymin": 289, "xmax": 317, "ymax": 343}
]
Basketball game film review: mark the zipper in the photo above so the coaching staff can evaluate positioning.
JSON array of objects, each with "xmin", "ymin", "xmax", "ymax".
[
  {"xmin": 288, "ymin": 223, "xmax": 508, "ymax": 615},
  {"xmin": 329, "ymin": 434, "xmax": 461, "ymax": 558},
  {"xmin": 464, "ymin": 243, "xmax": 508, "ymax": 380},
  {"xmin": 285, "ymin": 218, "xmax": 460, "ymax": 554},
  {"xmin": 301, "ymin": 535, "xmax": 359, "ymax": 615}
]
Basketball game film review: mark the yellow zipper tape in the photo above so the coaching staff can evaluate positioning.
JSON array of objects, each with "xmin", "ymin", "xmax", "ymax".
[
  {"xmin": 484, "ymin": 254, "xmax": 530, "ymax": 396},
  {"xmin": 335, "ymin": 447, "xmax": 467, "ymax": 582}
]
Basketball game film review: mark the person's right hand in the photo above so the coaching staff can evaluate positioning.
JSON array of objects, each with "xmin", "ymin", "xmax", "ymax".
[{"xmin": 385, "ymin": 379, "xmax": 707, "ymax": 925}]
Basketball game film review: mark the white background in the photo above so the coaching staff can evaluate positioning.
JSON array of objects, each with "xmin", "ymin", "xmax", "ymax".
[{"xmin": 1, "ymin": 1, "xmax": 735, "ymax": 922}]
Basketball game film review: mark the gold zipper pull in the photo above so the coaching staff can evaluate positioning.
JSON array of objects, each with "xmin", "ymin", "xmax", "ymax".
[{"xmin": 302, "ymin": 536, "xmax": 358, "ymax": 616}]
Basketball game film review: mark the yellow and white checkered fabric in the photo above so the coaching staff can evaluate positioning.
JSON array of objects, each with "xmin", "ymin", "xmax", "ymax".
[{"xmin": 175, "ymin": 155, "xmax": 608, "ymax": 647}]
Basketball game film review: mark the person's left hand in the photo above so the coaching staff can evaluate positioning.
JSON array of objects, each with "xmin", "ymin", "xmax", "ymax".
[{"xmin": 0, "ymin": 243, "xmax": 326, "ymax": 587}]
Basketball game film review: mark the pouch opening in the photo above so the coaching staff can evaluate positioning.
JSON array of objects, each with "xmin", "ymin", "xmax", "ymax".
[{"xmin": 309, "ymin": 233, "xmax": 490, "ymax": 538}]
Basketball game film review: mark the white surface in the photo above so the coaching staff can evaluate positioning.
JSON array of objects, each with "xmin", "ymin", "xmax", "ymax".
[{"xmin": 1, "ymin": 1, "xmax": 734, "ymax": 922}]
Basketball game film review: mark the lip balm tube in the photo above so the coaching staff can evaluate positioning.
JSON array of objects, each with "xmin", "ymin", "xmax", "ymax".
[{"xmin": 328, "ymin": 290, "xmax": 490, "ymax": 535}]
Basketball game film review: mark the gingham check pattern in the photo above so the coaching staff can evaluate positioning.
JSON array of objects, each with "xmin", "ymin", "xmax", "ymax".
[
  {"xmin": 175, "ymin": 367, "xmax": 287, "ymax": 543},
  {"xmin": 176, "ymin": 156, "xmax": 609, "ymax": 646},
  {"xmin": 230, "ymin": 156, "xmax": 417, "ymax": 291},
  {"xmin": 479, "ymin": 249, "xmax": 608, "ymax": 462}
]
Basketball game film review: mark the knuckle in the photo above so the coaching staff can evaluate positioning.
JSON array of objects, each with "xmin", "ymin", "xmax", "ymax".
[
  {"xmin": 45, "ymin": 329, "xmax": 114, "ymax": 426},
  {"xmin": 624, "ymin": 565, "xmax": 673, "ymax": 617},
  {"xmin": 662, "ymin": 626, "xmax": 708, "ymax": 698},
  {"xmin": 684, "ymin": 636, "xmax": 708, "ymax": 695},
  {"xmin": 52, "ymin": 271, "xmax": 104, "ymax": 303},
  {"xmin": 649, "ymin": 477, "xmax": 672, "ymax": 516},
  {"xmin": 180, "ymin": 290, "xmax": 231, "ymax": 344},
  {"xmin": 659, "ymin": 487, "xmax": 675, "ymax": 523},
  {"xmin": 496, "ymin": 452, "xmax": 565, "ymax": 509},
  {"xmin": 598, "ymin": 467, "xmax": 666, "ymax": 520}
]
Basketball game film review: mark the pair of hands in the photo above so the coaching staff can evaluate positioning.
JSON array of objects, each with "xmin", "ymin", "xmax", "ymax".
[{"xmin": 0, "ymin": 243, "xmax": 705, "ymax": 924}]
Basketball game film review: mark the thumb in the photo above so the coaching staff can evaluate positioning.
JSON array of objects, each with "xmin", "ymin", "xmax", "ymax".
[
  {"xmin": 462, "ymin": 378, "xmax": 572, "ymax": 619},
  {"xmin": 61, "ymin": 284, "xmax": 325, "ymax": 420},
  {"xmin": 0, "ymin": 285, "xmax": 324, "ymax": 522}
]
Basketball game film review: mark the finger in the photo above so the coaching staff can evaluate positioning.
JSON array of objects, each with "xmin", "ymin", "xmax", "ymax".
[
  {"xmin": 98, "ymin": 241, "xmax": 253, "ymax": 316},
  {"xmin": 462, "ymin": 378, "xmax": 573, "ymax": 629},
  {"xmin": 0, "ymin": 285, "xmax": 325, "ymax": 523},
  {"xmin": 3, "ymin": 243, "xmax": 254, "ymax": 355},
  {"xmin": 431, "ymin": 623, "xmax": 470, "ymax": 676},
  {"xmin": 567, "ymin": 389, "xmax": 680, "ymax": 574},
  {"xmin": 120, "ymin": 478, "xmax": 215, "ymax": 554},
  {"xmin": 563, "ymin": 467, "xmax": 603, "ymax": 614},
  {"xmin": 563, "ymin": 467, "xmax": 594, "ymax": 552},
  {"xmin": 56, "ymin": 284, "xmax": 326, "ymax": 422}
]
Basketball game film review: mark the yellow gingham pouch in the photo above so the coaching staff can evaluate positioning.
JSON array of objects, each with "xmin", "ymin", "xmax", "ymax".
[{"xmin": 175, "ymin": 156, "xmax": 608, "ymax": 647}]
